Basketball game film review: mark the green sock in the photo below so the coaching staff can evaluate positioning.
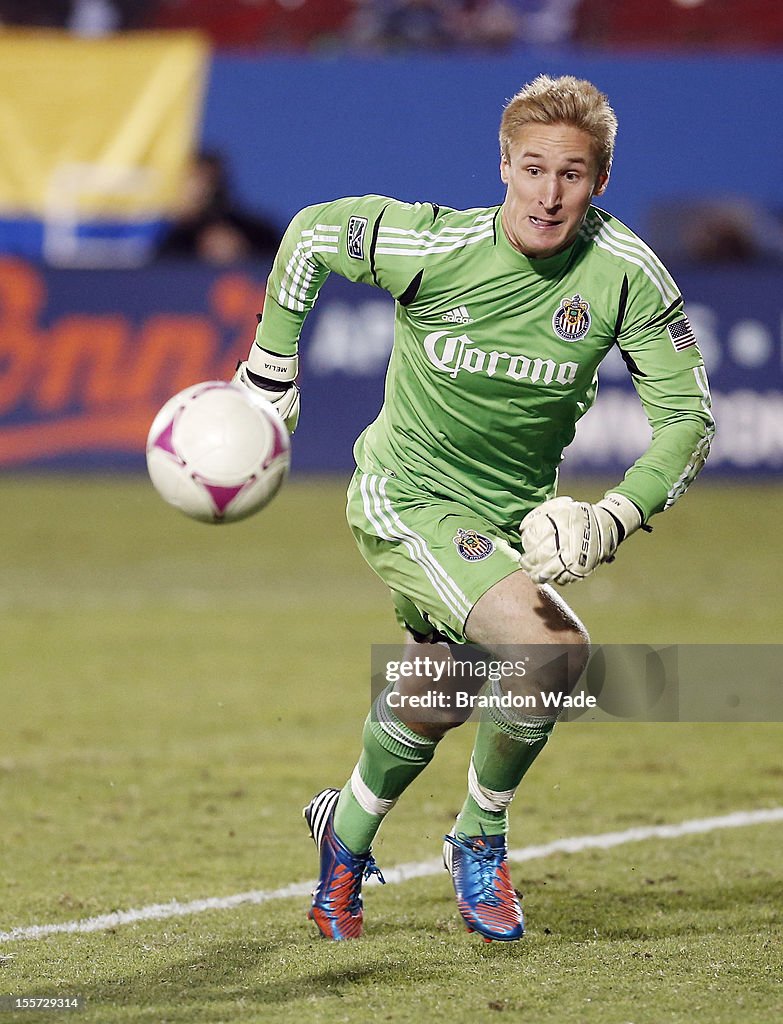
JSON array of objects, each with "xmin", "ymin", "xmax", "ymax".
[
  {"xmin": 334, "ymin": 704, "xmax": 437, "ymax": 855},
  {"xmin": 456, "ymin": 708, "xmax": 555, "ymax": 838}
]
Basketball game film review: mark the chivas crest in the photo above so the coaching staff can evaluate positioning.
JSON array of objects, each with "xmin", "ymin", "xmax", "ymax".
[
  {"xmin": 453, "ymin": 528, "xmax": 494, "ymax": 562},
  {"xmin": 552, "ymin": 293, "xmax": 591, "ymax": 341}
]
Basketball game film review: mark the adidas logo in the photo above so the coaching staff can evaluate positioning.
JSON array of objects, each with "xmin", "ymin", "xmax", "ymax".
[{"xmin": 441, "ymin": 305, "xmax": 473, "ymax": 324}]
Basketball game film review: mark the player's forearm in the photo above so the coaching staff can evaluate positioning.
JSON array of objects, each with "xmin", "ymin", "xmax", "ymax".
[
  {"xmin": 255, "ymin": 205, "xmax": 335, "ymax": 355},
  {"xmin": 254, "ymin": 293, "xmax": 304, "ymax": 357},
  {"xmin": 238, "ymin": 197, "xmax": 391, "ymax": 430},
  {"xmin": 611, "ymin": 411, "xmax": 715, "ymax": 520},
  {"xmin": 234, "ymin": 209, "xmax": 324, "ymax": 432}
]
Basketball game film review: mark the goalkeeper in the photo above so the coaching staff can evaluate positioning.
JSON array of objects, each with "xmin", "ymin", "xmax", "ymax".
[{"xmin": 234, "ymin": 74, "xmax": 714, "ymax": 943}]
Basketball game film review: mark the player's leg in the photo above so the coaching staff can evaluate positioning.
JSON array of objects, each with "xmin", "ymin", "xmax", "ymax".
[
  {"xmin": 304, "ymin": 616, "xmax": 447, "ymax": 941},
  {"xmin": 333, "ymin": 473, "xmax": 526, "ymax": 844},
  {"xmin": 455, "ymin": 570, "xmax": 588, "ymax": 837},
  {"xmin": 332, "ymin": 624, "xmax": 450, "ymax": 856},
  {"xmin": 304, "ymin": 473, "xmax": 523, "ymax": 939},
  {"xmin": 443, "ymin": 571, "xmax": 588, "ymax": 940},
  {"xmin": 387, "ymin": 569, "xmax": 588, "ymax": 842}
]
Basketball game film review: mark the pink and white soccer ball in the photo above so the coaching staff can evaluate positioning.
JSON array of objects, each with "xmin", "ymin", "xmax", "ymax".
[{"xmin": 146, "ymin": 381, "xmax": 290, "ymax": 524}]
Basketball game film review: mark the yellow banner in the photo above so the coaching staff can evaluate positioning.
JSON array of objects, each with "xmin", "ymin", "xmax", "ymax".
[{"xmin": 0, "ymin": 30, "xmax": 209, "ymax": 219}]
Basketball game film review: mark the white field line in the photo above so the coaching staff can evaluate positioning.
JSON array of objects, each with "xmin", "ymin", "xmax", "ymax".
[{"xmin": 2, "ymin": 807, "xmax": 782, "ymax": 944}]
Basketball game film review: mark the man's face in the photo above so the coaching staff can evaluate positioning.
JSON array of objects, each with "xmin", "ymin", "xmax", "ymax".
[{"xmin": 500, "ymin": 123, "xmax": 609, "ymax": 258}]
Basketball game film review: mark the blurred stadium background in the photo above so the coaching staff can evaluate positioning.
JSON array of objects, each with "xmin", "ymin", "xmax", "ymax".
[
  {"xmin": 0, "ymin": 0, "xmax": 781, "ymax": 476},
  {"xmin": 1, "ymin": 4, "xmax": 781, "ymax": 1022}
]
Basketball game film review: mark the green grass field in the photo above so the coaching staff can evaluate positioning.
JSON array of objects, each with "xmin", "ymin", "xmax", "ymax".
[{"xmin": 1, "ymin": 474, "xmax": 781, "ymax": 1023}]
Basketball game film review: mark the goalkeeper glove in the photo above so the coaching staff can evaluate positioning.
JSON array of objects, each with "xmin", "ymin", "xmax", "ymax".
[
  {"xmin": 519, "ymin": 493, "xmax": 643, "ymax": 585},
  {"xmin": 233, "ymin": 345, "xmax": 300, "ymax": 434}
]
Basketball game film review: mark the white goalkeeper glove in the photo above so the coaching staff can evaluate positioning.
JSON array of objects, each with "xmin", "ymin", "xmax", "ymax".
[
  {"xmin": 232, "ymin": 344, "xmax": 300, "ymax": 434},
  {"xmin": 519, "ymin": 493, "xmax": 644, "ymax": 585}
]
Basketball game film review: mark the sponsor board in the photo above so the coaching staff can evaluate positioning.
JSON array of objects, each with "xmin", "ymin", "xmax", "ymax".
[{"xmin": 0, "ymin": 263, "xmax": 780, "ymax": 474}]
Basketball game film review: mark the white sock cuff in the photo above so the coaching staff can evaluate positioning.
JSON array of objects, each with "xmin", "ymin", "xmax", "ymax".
[
  {"xmin": 468, "ymin": 758, "xmax": 517, "ymax": 813},
  {"xmin": 350, "ymin": 765, "xmax": 397, "ymax": 818}
]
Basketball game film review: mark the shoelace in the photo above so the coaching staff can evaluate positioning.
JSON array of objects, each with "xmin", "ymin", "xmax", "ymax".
[
  {"xmin": 343, "ymin": 854, "xmax": 385, "ymax": 914},
  {"xmin": 363, "ymin": 855, "xmax": 386, "ymax": 886},
  {"xmin": 445, "ymin": 832, "xmax": 504, "ymax": 906}
]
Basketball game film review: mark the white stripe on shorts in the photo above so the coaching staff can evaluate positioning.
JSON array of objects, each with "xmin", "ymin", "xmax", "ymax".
[
  {"xmin": 359, "ymin": 473, "xmax": 472, "ymax": 624},
  {"xmin": 374, "ymin": 476, "xmax": 473, "ymax": 620}
]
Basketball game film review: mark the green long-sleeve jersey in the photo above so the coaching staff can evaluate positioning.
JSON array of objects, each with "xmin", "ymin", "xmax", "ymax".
[{"xmin": 254, "ymin": 195, "xmax": 714, "ymax": 537}]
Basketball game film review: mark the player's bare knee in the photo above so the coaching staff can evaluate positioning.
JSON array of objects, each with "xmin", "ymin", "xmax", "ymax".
[
  {"xmin": 544, "ymin": 633, "xmax": 589, "ymax": 698},
  {"xmin": 556, "ymin": 620, "xmax": 590, "ymax": 681},
  {"xmin": 503, "ymin": 598, "xmax": 589, "ymax": 701},
  {"xmin": 536, "ymin": 583, "xmax": 590, "ymax": 683},
  {"xmin": 392, "ymin": 636, "xmax": 474, "ymax": 739}
]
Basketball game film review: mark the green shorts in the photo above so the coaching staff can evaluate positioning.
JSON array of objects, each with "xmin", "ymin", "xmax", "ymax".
[{"xmin": 346, "ymin": 468, "xmax": 525, "ymax": 644}]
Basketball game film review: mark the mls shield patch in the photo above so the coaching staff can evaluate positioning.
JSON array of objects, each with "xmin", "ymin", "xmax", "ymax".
[
  {"xmin": 453, "ymin": 528, "xmax": 495, "ymax": 561},
  {"xmin": 552, "ymin": 293, "xmax": 591, "ymax": 342},
  {"xmin": 347, "ymin": 216, "xmax": 368, "ymax": 260}
]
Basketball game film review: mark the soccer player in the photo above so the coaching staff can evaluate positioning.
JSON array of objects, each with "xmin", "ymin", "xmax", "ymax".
[{"xmin": 233, "ymin": 75, "xmax": 714, "ymax": 942}]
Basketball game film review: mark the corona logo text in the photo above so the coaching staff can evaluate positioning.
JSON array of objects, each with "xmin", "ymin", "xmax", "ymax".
[{"xmin": 423, "ymin": 330, "xmax": 579, "ymax": 386}]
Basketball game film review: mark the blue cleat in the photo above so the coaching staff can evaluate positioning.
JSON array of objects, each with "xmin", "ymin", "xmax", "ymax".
[
  {"xmin": 303, "ymin": 788, "xmax": 385, "ymax": 940},
  {"xmin": 443, "ymin": 830, "xmax": 524, "ymax": 942}
]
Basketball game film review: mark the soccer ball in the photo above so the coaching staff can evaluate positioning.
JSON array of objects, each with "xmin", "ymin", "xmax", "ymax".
[{"xmin": 146, "ymin": 381, "xmax": 290, "ymax": 524}]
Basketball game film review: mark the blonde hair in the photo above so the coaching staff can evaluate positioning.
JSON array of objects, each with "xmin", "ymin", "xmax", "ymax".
[{"xmin": 499, "ymin": 75, "xmax": 617, "ymax": 174}]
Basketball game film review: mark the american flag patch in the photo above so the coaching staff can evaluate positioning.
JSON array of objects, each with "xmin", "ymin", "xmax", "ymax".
[{"xmin": 667, "ymin": 317, "xmax": 696, "ymax": 352}]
